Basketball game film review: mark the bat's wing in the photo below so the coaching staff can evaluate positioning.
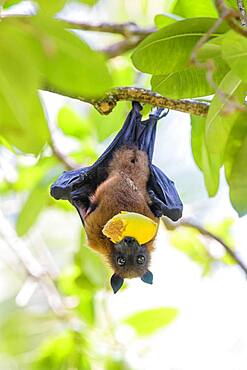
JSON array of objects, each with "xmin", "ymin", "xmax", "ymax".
[
  {"xmin": 50, "ymin": 102, "xmax": 183, "ymax": 221},
  {"xmin": 148, "ymin": 165, "xmax": 183, "ymax": 221}
]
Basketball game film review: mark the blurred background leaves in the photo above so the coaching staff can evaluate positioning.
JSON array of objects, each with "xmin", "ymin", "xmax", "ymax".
[{"xmin": 0, "ymin": 0, "xmax": 247, "ymax": 369}]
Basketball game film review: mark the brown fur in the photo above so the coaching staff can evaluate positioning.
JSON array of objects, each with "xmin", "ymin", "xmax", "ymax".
[{"xmin": 83, "ymin": 147, "xmax": 159, "ymax": 275}]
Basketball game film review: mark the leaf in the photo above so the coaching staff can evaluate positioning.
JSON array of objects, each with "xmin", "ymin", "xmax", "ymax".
[
  {"xmin": 30, "ymin": 16, "xmax": 112, "ymax": 97},
  {"xmin": 2, "ymin": 0, "xmax": 21, "ymax": 8},
  {"xmin": 190, "ymin": 115, "xmax": 219, "ymax": 196},
  {"xmin": 222, "ymin": 31, "xmax": 247, "ymax": 83},
  {"xmin": 76, "ymin": 0, "xmax": 99, "ymax": 5},
  {"xmin": 204, "ymin": 71, "xmax": 247, "ymax": 196},
  {"xmin": 154, "ymin": 13, "xmax": 182, "ymax": 29},
  {"xmin": 229, "ymin": 135, "xmax": 247, "ymax": 216},
  {"xmin": 90, "ymin": 103, "xmax": 127, "ymax": 142},
  {"xmin": 191, "ymin": 115, "xmax": 206, "ymax": 171},
  {"xmin": 224, "ymin": 111, "xmax": 247, "ymax": 181},
  {"xmin": 0, "ymin": 302, "xmax": 52, "ymax": 356},
  {"xmin": 0, "ymin": 21, "xmax": 49, "ymax": 154},
  {"xmin": 33, "ymin": 331, "xmax": 91, "ymax": 370},
  {"xmin": 105, "ymin": 358, "xmax": 131, "ymax": 370},
  {"xmin": 36, "ymin": 0, "xmax": 66, "ymax": 15},
  {"xmin": 170, "ymin": 227, "xmax": 213, "ymax": 275},
  {"xmin": 225, "ymin": 0, "xmax": 247, "ymax": 9},
  {"xmin": 16, "ymin": 185, "xmax": 48, "ymax": 236},
  {"xmin": 57, "ymin": 106, "xmax": 93, "ymax": 139},
  {"xmin": 123, "ymin": 307, "xmax": 178, "ymax": 336},
  {"xmin": 131, "ymin": 18, "xmax": 228, "ymax": 75},
  {"xmin": 163, "ymin": 0, "xmax": 179, "ymax": 12},
  {"xmin": 173, "ymin": 0, "xmax": 218, "ymax": 17},
  {"xmin": 16, "ymin": 166, "xmax": 62, "ymax": 236},
  {"xmin": 151, "ymin": 44, "xmax": 229, "ymax": 98}
]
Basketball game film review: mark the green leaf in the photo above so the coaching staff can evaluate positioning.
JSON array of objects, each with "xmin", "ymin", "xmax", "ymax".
[
  {"xmin": 57, "ymin": 106, "xmax": 93, "ymax": 139},
  {"xmin": 0, "ymin": 302, "xmax": 52, "ymax": 356},
  {"xmin": 30, "ymin": 17, "xmax": 112, "ymax": 97},
  {"xmin": 191, "ymin": 115, "xmax": 206, "ymax": 171},
  {"xmin": 204, "ymin": 71, "xmax": 247, "ymax": 195},
  {"xmin": 0, "ymin": 20, "xmax": 49, "ymax": 154},
  {"xmin": 105, "ymin": 358, "xmax": 131, "ymax": 370},
  {"xmin": 16, "ymin": 185, "xmax": 48, "ymax": 236},
  {"xmin": 173, "ymin": 0, "xmax": 218, "ymax": 17},
  {"xmin": 151, "ymin": 44, "xmax": 229, "ymax": 98},
  {"xmin": 222, "ymin": 31, "xmax": 247, "ymax": 83},
  {"xmin": 90, "ymin": 103, "xmax": 127, "ymax": 142},
  {"xmin": 163, "ymin": 0, "xmax": 179, "ymax": 12},
  {"xmin": 131, "ymin": 18, "xmax": 228, "ymax": 75},
  {"xmin": 191, "ymin": 115, "xmax": 219, "ymax": 196},
  {"xmin": 224, "ymin": 111, "xmax": 247, "ymax": 181},
  {"xmin": 2, "ymin": 0, "xmax": 21, "ymax": 8},
  {"xmin": 225, "ymin": 0, "xmax": 247, "ymax": 9},
  {"xmin": 170, "ymin": 227, "xmax": 213, "ymax": 274},
  {"xmin": 154, "ymin": 13, "xmax": 182, "ymax": 29},
  {"xmin": 229, "ymin": 135, "xmax": 247, "ymax": 216},
  {"xmin": 123, "ymin": 307, "xmax": 178, "ymax": 336},
  {"xmin": 16, "ymin": 166, "xmax": 62, "ymax": 236},
  {"xmin": 36, "ymin": 0, "xmax": 66, "ymax": 15},
  {"xmin": 33, "ymin": 331, "xmax": 91, "ymax": 370},
  {"xmin": 76, "ymin": 0, "xmax": 98, "ymax": 5}
]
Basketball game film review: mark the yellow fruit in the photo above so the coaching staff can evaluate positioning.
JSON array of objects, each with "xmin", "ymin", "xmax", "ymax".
[{"xmin": 102, "ymin": 211, "xmax": 158, "ymax": 244}]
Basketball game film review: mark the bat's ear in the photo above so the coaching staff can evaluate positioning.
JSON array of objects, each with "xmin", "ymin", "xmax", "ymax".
[
  {"xmin": 141, "ymin": 270, "xmax": 153, "ymax": 285},
  {"xmin": 110, "ymin": 274, "xmax": 124, "ymax": 294}
]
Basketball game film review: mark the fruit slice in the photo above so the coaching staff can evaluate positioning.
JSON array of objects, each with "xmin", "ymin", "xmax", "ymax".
[{"xmin": 102, "ymin": 211, "xmax": 158, "ymax": 244}]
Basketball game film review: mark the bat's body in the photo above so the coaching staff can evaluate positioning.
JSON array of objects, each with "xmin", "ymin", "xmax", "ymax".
[
  {"xmin": 85, "ymin": 147, "xmax": 157, "ymax": 272},
  {"xmin": 51, "ymin": 102, "xmax": 183, "ymax": 292}
]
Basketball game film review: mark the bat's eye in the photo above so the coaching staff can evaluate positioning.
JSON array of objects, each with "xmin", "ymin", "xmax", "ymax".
[
  {"xmin": 136, "ymin": 255, "xmax": 145, "ymax": 264},
  {"xmin": 117, "ymin": 256, "xmax": 126, "ymax": 266}
]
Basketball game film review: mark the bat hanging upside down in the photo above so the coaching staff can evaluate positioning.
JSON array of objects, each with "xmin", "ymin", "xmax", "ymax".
[{"xmin": 50, "ymin": 102, "xmax": 183, "ymax": 293}]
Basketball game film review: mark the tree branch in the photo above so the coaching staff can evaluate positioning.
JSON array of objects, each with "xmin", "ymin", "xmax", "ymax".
[
  {"xmin": 163, "ymin": 217, "xmax": 247, "ymax": 277},
  {"xmin": 63, "ymin": 20, "xmax": 155, "ymax": 37},
  {"xmin": 44, "ymin": 86, "xmax": 210, "ymax": 116},
  {"xmin": 215, "ymin": 0, "xmax": 247, "ymax": 37},
  {"xmin": 50, "ymin": 136, "xmax": 78, "ymax": 171},
  {"xmin": 237, "ymin": 0, "xmax": 247, "ymax": 26},
  {"xmin": 0, "ymin": 210, "xmax": 70, "ymax": 316}
]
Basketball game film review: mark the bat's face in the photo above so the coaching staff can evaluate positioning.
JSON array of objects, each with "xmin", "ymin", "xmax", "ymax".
[{"xmin": 110, "ymin": 236, "xmax": 150, "ymax": 278}]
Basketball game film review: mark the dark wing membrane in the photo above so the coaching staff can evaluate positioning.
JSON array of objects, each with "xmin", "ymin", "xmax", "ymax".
[
  {"xmin": 50, "ymin": 102, "xmax": 157, "ymax": 202},
  {"xmin": 148, "ymin": 165, "xmax": 183, "ymax": 221},
  {"xmin": 50, "ymin": 167, "xmax": 90, "ymax": 200}
]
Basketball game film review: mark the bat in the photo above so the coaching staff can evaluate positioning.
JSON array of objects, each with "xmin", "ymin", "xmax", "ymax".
[{"xmin": 50, "ymin": 102, "xmax": 183, "ymax": 293}]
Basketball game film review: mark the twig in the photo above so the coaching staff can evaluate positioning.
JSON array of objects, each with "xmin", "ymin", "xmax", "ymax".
[
  {"xmin": 0, "ymin": 209, "xmax": 69, "ymax": 316},
  {"xmin": 50, "ymin": 136, "xmax": 78, "ymax": 171},
  {"xmin": 103, "ymin": 36, "xmax": 145, "ymax": 58},
  {"xmin": 237, "ymin": 0, "xmax": 247, "ymax": 26},
  {"xmin": 44, "ymin": 86, "xmax": 210, "ymax": 117},
  {"xmin": 162, "ymin": 217, "xmax": 247, "ymax": 277},
  {"xmin": 1, "ymin": 15, "xmax": 153, "ymax": 57},
  {"xmin": 191, "ymin": 5, "xmax": 245, "ymax": 113},
  {"xmin": 63, "ymin": 20, "xmax": 155, "ymax": 37},
  {"xmin": 215, "ymin": 0, "xmax": 247, "ymax": 37}
]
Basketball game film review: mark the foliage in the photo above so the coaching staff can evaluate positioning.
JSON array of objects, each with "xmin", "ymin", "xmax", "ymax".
[{"xmin": 0, "ymin": 0, "xmax": 246, "ymax": 369}]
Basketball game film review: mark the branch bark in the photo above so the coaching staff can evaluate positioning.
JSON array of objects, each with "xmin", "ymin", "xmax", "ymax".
[
  {"xmin": 215, "ymin": 0, "xmax": 247, "ymax": 37},
  {"xmin": 45, "ymin": 86, "xmax": 210, "ymax": 116},
  {"xmin": 163, "ymin": 217, "xmax": 247, "ymax": 277},
  {"xmin": 237, "ymin": 0, "xmax": 247, "ymax": 26}
]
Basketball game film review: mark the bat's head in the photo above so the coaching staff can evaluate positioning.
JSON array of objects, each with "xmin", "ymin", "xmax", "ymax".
[{"xmin": 109, "ymin": 236, "xmax": 153, "ymax": 293}]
